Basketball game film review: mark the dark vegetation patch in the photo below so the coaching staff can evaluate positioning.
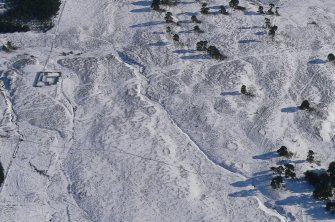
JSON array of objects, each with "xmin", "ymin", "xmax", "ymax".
[
  {"xmin": 0, "ymin": 162, "xmax": 4, "ymax": 187},
  {"xmin": 305, "ymin": 162, "xmax": 335, "ymax": 200},
  {"xmin": 0, "ymin": 0, "xmax": 61, "ymax": 33},
  {"xmin": 29, "ymin": 162, "xmax": 49, "ymax": 177}
]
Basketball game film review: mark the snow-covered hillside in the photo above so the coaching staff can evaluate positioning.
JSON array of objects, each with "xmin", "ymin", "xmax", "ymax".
[{"xmin": 1, "ymin": 0, "xmax": 335, "ymax": 221}]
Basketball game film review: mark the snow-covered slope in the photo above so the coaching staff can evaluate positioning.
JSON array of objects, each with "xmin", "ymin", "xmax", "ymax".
[{"xmin": 1, "ymin": 0, "xmax": 335, "ymax": 221}]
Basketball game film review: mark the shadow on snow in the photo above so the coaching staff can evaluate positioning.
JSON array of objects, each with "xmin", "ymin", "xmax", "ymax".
[
  {"xmin": 281, "ymin": 106, "xmax": 299, "ymax": 113},
  {"xmin": 308, "ymin": 59, "xmax": 327, "ymax": 65},
  {"xmin": 240, "ymin": 26, "xmax": 262, "ymax": 30},
  {"xmin": 244, "ymin": 11, "xmax": 260, "ymax": 16},
  {"xmin": 255, "ymin": 31, "xmax": 266, "ymax": 36},
  {"xmin": 276, "ymin": 194, "xmax": 335, "ymax": 220},
  {"xmin": 148, "ymin": 41, "xmax": 169, "ymax": 46},
  {"xmin": 238, "ymin": 39, "xmax": 262, "ymax": 44},
  {"xmin": 221, "ymin": 91, "xmax": 241, "ymax": 96},
  {"xmin": 253, "ymin": 151, "xmax": 278, "ymax": 160},
  {"xmin": 130, "ymin": 21, "xmax": 165, "ymax": 28},
  {"xmin": 180, "ymin": 54, "xmax": 211, "ymax": 60},
  {"xmin": 130, "ymin": 7, "xmax": 151, "ymax": 13},
  {"xmin": 131, "ymin": 1, "xmax": 151, "ymax": 6},
  {"xmin": 176, "ymin": 11, "xmax": 198, "ymax": 16},
  {"xmin": 173, "ymin": 49, "xmax": 196, "ymax": 54}
]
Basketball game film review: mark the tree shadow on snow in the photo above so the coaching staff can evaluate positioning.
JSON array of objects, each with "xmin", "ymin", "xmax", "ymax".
[
  {"xmin": 244, "ymin": 11, "xmax": 259, "ymax": 16},
  {"xmin": 180, "ymin": 54, "xmax": 211, "ymax": 60},
  {"xmin": 238, "ymin": 39, "xmax": 262, "ymax": 44},
  {"xmin": 230, "ymin": 166, "xmax": 335, "ymax": 220},
  {"xmin": 0, "ymin": 77, "xmax": 10, "ymax": 90},
  {"xmin": 221, "ymin": 91, "xmax": 241, "ymax": 96},
  {"xmin": 131, "ymin": 1, "xmax": 151, "ymax": 6},
  {"xmin": 240, "ymin": 26, "xmax": 262, "ymax": 30},
  {"xmin": 253, "ymin": 151, "xmax": 278, "ymax": 160},
  {"xmin": 276, "ymin": 195, "xmax": 335, "ymax": 220},
  {"xmin": 130, "ymin": 21, "xmax": 165, "ymax": 28},
  {"xmin": 208, "ymin": 5, "xmax": 222, "ymax": 9},
  {"xmin": 178, "ymin": 1, "xmax": 196, "ymax": 5},
  {"xmin": 176, "ymin": 12, "xmax": 198, "ymax": 16},
  {"xmin": 178, "ymin": 29, "xmax": 193, "ymax": 34},
  {"xmin": 117, "ymin": 51, "xmax": 143, "ymax": 68},
  {"xmin": 232, "ymin": 171, "xmax": 270, "ymax": 188},
  {"xmin": 284, "ymin": 179, "xmax": 313, "ymax": 193},
  {"xmin": 276, "ymin": 159, "xmax": 305, "ymax": 166},
  {"xmin": 130, "ymin": 7, "xmax": 151, "ymax": 13},
  {"xmin": 207, "ymin": 11, "xmax": 222, "ymax": 15},
  {"xmin": 229, "ymin": 171, "xmax": 273, "ymax": 198},
  {"xmin": 173, "ymin": 49, "xmax": 196, "ymax": 54},
  {"xmin": 148, "ymin": 41, "xmax": 169, "ymax": 46},
  {"xmin": 281, "ymin": 106, "xmax": 299, "ymax": 113},
  {"xmin": 255, "ymin": 31, "xmax": 266, "ymax": 36},
  {"xmin": 178, "ymin": 20, "xmax": 193, "ymax": 24},
  {"xmin": 229, "ymin": 189, "xmax": 258, "ymax": 197},
  {"xmin": 308, "ymin": 59, "xmax": 327, "ymax": 65},
  {"xmin": 152, "ymin": 31, "xmax": 164, "ymax": 35}
]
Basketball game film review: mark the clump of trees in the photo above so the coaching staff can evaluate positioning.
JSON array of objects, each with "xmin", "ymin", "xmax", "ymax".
[
  {"xmin": 193, "ymin": 25, "xmax": 204, "ymax": 33},
  {"xmin": 160, "ymin": 0, "xmax": 178, "ymax": 6},
  {"xmin": 258, "ymin": 6, "xmax": 264, "ymax": 14},
  {"xmin": 0, "ymin": 19, "xmax": 30, "ymax": 33},
  {"xmin": 165, "ymin": 12, "xmax": 174, "ymax": 23},
  {"xmin": 201, "ymin": 3, "xmax": 210, "ymax": 14},
  {"xmin": 270, "ymin": 162, "xmax": 296, "ymax": 189},
  {"xmin": 164, "ymin": 12, "xmax": 180, "ymax": 25},
  {"xmin": 6, "ymin": 0, "xmax": 61, "ymax": 21},
  {"xmin": 151, "ymin": 0, "xmax": 161, "ymax": 11},
  {"xmin": 173, "ymin": 34, "xmax": 179, "ymax": 42},
  {"xmin": 0, "ymin": 0, "xmax": 61, "ymax": 33},
  {"xmin": 271, "ymin": 176, "xmax": 283, "ymax": 189},
  {"xmin": 328, "ymin": 53, "xmax": 335, "ymax": 62},
  {"xmin": 267, "ymin": 3, "xmax": 275, "ymax": 15},
  {"xmin": 305, "ymin": 162, "xmax": 335, "ymax": 200},
  {"xmin": 195, "ymin": 41, "xmax": 226, "ymax": 60},
  {"xmin": 229, "ymin": 0, "xmax": 246, "ymax": 11},
  {"xmin": 326, "ymin": 202, "xmax": 335, "ymax": 212},
  {"xmin": 241, "ymin": 85, "xmax": 247, "ymax": 94},
  {"xmin": 284, "ymin": 163, "xmax": 296, "ymax": 179},
  {"xmin": 207, "ymin": 46, "xmax": 226, "ymax": 60},
  {"xmin": 258, "ymin": 4, "xmax": 279, "ymax": 15},
  {"xmin": 229, "ymin": 0, "xmax": 239, "ymax": 8},
  {"xmin": 269, "ymin": 25, "xmax": 278, "ymax": 38},
  {"xmin": 277, "ymin": 146, "xmax": 293, "ymax": 159},
  {"xmin": 166, "ymin": 26, "xmax": 171, "ymax": 35},
  {"xmin": 270, "ymin": 164, "xmax": 296, "ymax": 179},
  {"xmin": 240, "ymin": 85, "xmax": 255, "ymax": 97},
  {"xmin": 2, "ymin": 41, "xmax": 18, "ymax": 53},
  {"xmin": 196, "ymin": 41, "xmax": 208, "ymax": 51},
  {"xmin": 265, "ymin": 18, "xmax": 271, "ymax": 29},
  {"xmin": 264, "ymin": 18, "xmax": 279, "ymax": 38},
  {"xmin": 299, "ymin": 100, "xmax": 311, "ymax": 111},
  {"xmin": 270, "ymin": 165, "xmax": 284, "ymax": 175},
  {"xmin": 191, "ymin": 15, "xmax": 201, "ymax": 24},
  {"xmin": 220, "ymin": 6, "xmax": 229, "ymax": 15},
  {"xmin": 307, "ymin": 150, "xmax": 315, "ymax": 163},
  {"xmin": 165, "ymin": 26, "xmax": 181, "ymax": 43},
  {"xmin": 267, "ymin": 145, "xmax": 335, "ymax": 212},
  {"xmin": 306, "ymin": 150, "xmax": 321, "ymax": 168}
]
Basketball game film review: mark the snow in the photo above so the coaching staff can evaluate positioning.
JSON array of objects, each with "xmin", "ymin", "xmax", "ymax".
[{"xmin": 1, "ymin": 0, "xmax": 335, "ymax": 221}]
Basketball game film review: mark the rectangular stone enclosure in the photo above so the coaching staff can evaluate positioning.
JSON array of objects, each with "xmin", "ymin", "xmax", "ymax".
[{"xmin": 33, "ymin": 72, "xmax": 61, "ymax": 87}]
